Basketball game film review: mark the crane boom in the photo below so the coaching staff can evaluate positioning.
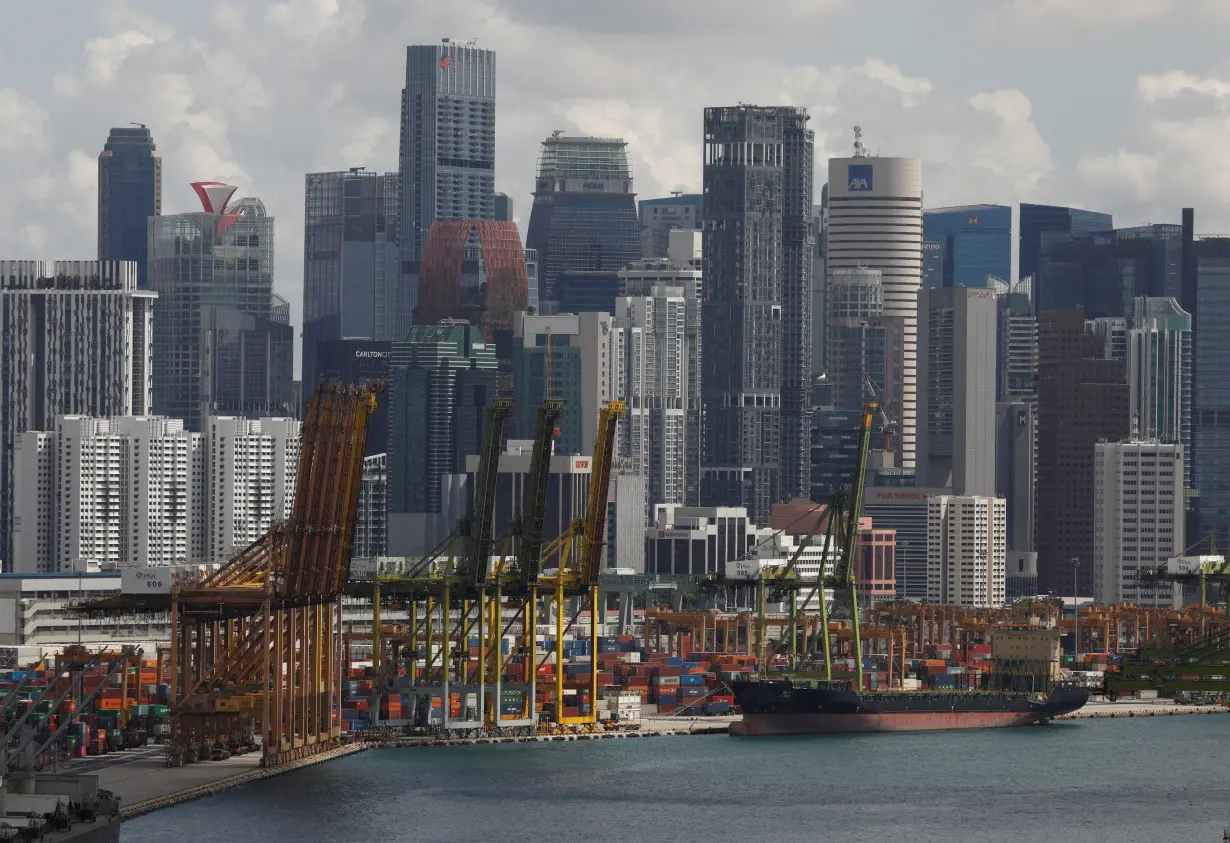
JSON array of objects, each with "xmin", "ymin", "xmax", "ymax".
[
  {"xmin": 579, "ymin": 401, "xmax": 624, "ymax": 584},
  {"xmin": 464, "ymin": 399, "xmax": 511, "ymax": 587},
  {"xmin": 517, "ymin": 400, "xmax": 564, "ymax": 591},
  {"xmin": 841, "ymin": 402, "xmax": 877, "ymax": 692}
]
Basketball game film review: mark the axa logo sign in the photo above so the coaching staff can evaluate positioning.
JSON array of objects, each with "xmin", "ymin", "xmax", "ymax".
[{"xmin": 847, "ymin": 164, "xmax": 873, "ymax": 192}]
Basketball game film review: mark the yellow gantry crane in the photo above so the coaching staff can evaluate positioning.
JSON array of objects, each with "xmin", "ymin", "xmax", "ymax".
[{"xmin": 534, "ymin": 399, "xmax": 624, "ymax": 729}]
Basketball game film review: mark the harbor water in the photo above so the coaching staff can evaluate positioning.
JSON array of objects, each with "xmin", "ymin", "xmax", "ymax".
[{"xmin": 123, "ymin": 716, "xmax": 1230, "ymax": 843}]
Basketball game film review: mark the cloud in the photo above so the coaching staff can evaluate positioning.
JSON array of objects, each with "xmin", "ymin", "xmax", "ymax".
[
  {"xmin": 1075, "ymin": 67, "xmax": 1230, "ymax": 228},
  {"xmin": 0, "ymin": 0, "xmax": 1224, "ymax": 360},
  {"xmin": 0, "ymin": 88, "xmax": 46, "ymax": 151},
  {"xmin": 980, "ymin": 0, "xmax": 1230, "ymax": 40}
]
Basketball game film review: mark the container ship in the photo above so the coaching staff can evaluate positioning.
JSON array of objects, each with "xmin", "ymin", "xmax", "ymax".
[{"xmin": 728, "ymin": 680, "xmax": 1089, "ymax": 736}]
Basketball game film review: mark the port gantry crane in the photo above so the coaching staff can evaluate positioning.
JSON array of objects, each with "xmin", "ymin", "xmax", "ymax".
[
  {"xmin": 528, "ymin": 399, "xmax": 624, "ymax": 729},
  {"xmin": 740, "ymin": 401, "xmax": 878, "ymax": 689},
  {"xmin": 82, "ymin": 381, "xmax": 383, "ymax": 768}
]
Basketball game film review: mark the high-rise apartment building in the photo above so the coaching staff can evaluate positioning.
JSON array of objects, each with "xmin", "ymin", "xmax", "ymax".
[
  {"xmin": 398, "ymin": 40, "xmax": 496, "ymax": 331},
  {"xmin": 512, "ymin": 312, "xmax": 612, "ymax": 457},
  {"xmin": 1128, "ymin": 297, "xmax": 1192, "ymax": 494},
  {"xmin": 525, "ymin": 134, "xmax": 641, "ymax": 312},
  {"xmin": 98, "ymin": 126, "xmax": 161, "ymax": 288},
  {"xmin": 926, "ymin": 495, "xmax": 1007, "ymax": 608},
  {"xmin": 827, "ymin": 140, "xmax": 922, "ymax": 467},
  {"xmin": 613, "ymin": 249, "xmax": 703, "ymax": 513},
  {"xmin": 204, "ymin": 416, "xmax": 300, "ymax": 561},
  {"xmin": 701, "ymin": 105, "xmax": 814, "ymax": 522},
  {"xmin": 922, "ymin": 204, "xmax": 1011, "ymax": 289},
  {"xmin": 356, "ymin": 453, "xmax": 388, "ymax": 559},
  {"xmin": 148, "ymin": 185, "xmax": 292, "ymax": 431},
  {"xmin": 916, "ymin": 287, "xmax": 997, "ymax": 496},
  {"xmin": 0, "ymin": 260, "xmax": 155, "ymax": 570},
  {"xmin": 638, "ymin": 194, "xmax": 703, "ymax": 258},
  {"xmin": 388, "ymin": 322, "xmax": 497, "ymax": 515},
  {"xmin": 302, "ymin": 169, "xmax": 399, "ymax": 401},
  {"xmin": 1036, "ymin": 308, "xmax": 1130, "ymax": 595},
  {"xmin": 13, "ymin": 413, "xmax": 296, "ymax": 571},
  {"xmin": 1093, "ymin": 439, "xmax": 1182, "ymax": 608},
  {"xmin": 13, "ymin": 416, "xmax": 204, "ymax": 572}
]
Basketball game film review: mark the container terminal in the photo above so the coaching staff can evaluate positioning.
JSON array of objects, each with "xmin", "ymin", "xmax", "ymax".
[{"xmin": 55, "ymin": 384, "xmax": 1227, "ymax": 802}]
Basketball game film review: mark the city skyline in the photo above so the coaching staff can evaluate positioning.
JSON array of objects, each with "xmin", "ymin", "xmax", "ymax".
[{"xmin": 3, "ymin": 3, "xmax": 1230, "ymax": 346}]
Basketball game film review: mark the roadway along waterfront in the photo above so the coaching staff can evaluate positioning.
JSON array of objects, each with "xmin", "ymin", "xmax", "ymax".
[{"xmin": 120, "ymin": 712, "xmax": 1230, "ymax": 843}]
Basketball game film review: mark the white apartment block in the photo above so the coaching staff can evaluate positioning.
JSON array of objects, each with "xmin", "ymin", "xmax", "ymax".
[
  {"xmin": 12, "ymin": 415, "xmax": 298, "ymax": 572},
  {"xmin": 1093, "ymin": 439, "xmax": 1182, "ymax": 608},
  {"xmin": 926, "ymin": 495, "xmax": 1007, "ymax": 607},
  {"xmin": 0, "ymin": 260, "xmax": 155, "ymax": 568},
  {"xmin": 612, "ymin": 254, "xmax": 701, "ymax": 514},
  {"xmin": 205, "ymin": 416, "xmax": 300, "ymax": 561}
]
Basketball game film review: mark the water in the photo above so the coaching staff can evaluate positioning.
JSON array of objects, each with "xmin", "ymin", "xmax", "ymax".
[{"xmin": 124, "ymin": 717, "xmax": 1230, "ymax": 843}]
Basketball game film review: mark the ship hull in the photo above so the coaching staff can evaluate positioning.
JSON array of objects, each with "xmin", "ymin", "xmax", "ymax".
[
  {"xmin": 731, "ymin": 710, "xmax": 1047, "ymax": 736},
  {"xmin": 728, "ymin": 681, "xmax": 1088, "ymax": 736}
]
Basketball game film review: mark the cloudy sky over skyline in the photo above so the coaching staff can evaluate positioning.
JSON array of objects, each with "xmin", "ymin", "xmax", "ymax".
[{"xmin": 5, "ymin": 0, "xmax": 1230, "ymax": 335}]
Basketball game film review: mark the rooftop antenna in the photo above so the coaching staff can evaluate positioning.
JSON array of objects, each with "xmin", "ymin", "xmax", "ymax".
[{"xmin": 853, "ymin": 125, "xmax": 867, "ymax": 158}]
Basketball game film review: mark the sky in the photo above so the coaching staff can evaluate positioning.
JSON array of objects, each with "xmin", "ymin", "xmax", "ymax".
[{"xmin": 5, "ymin": 0, "xmax": 1230, "ymax": 346}]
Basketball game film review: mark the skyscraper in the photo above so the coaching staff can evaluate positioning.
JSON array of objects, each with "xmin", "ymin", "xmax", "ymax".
[
  {"xmin": 1190, "ymin": 236, "xmax": 1230, "ymax": 551},
  {"xmin": 613, "ymin": 247, "xmax": 703, "ymax": 513},
  {"xmin": 639, "ymin": 193, "xmax": 703, "ymax": 258},
  {"xmin": 98, "ymin": 126, "xmax": 161, "ymax": 288},
  {"xmin": 388, "ymin": 323, "xmax": 498, "ymax": 515},
  {"xmin": 922, "ymin": 204, "xmax": 1011, "ymax": 289},
  {"xmin": 302, "ymin": 168, "xmax": 399, "ymax": 401},
  {"xmin": 512, "ymin": 312, "xmax": 612, "ymax": 457},
  {"xmin": 916, "ymin": 286, "xmax": 997, "ymax": 496},
  {"xmin": 1036, "ymin": 308, "xmax": 1130, "ymax": 595},
  {"xmin": 398, "ymin": 40, "xmax": 496, "ymax": 333},
  {"xmin": 1018, "ymin": 202, "xmax": 1113, "ymax": 306},
  {"xmin": 1127, "ymin": 297, "xmax": 1192, "ymax": 491},
  {"xmin": 997, "ymin": 287, "xmax": 1038, "ymax": 403},
  {"xmin": 701, "ymin": 105, "xmax": 814, "ymax": 522},
  {"xmin": 0, "ymin": 260, "xmax": 155, "ymax": 570},
  {"xmin": 525, "ymin": 134, "xmax": 642, "ymax": 314},
  {"xmin": 827, "ymin": 134, "xmax": 922, "ymax": 467},
  {"xmin": 1040, "ymin": 224, "xmax": 1182, "ymax": 316},
  {"xmin": 493, "ymin": 193, "xmax": 513, "ymax": 222},
  {"xmin": 148, "ymin": 185, "xmax": 292, "ymax": 431}
]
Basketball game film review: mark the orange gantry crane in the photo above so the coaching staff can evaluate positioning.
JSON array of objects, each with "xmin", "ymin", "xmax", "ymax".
[{"xmin": 87, "ymin": 381, "xmax": 383, "ymax": 768}]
